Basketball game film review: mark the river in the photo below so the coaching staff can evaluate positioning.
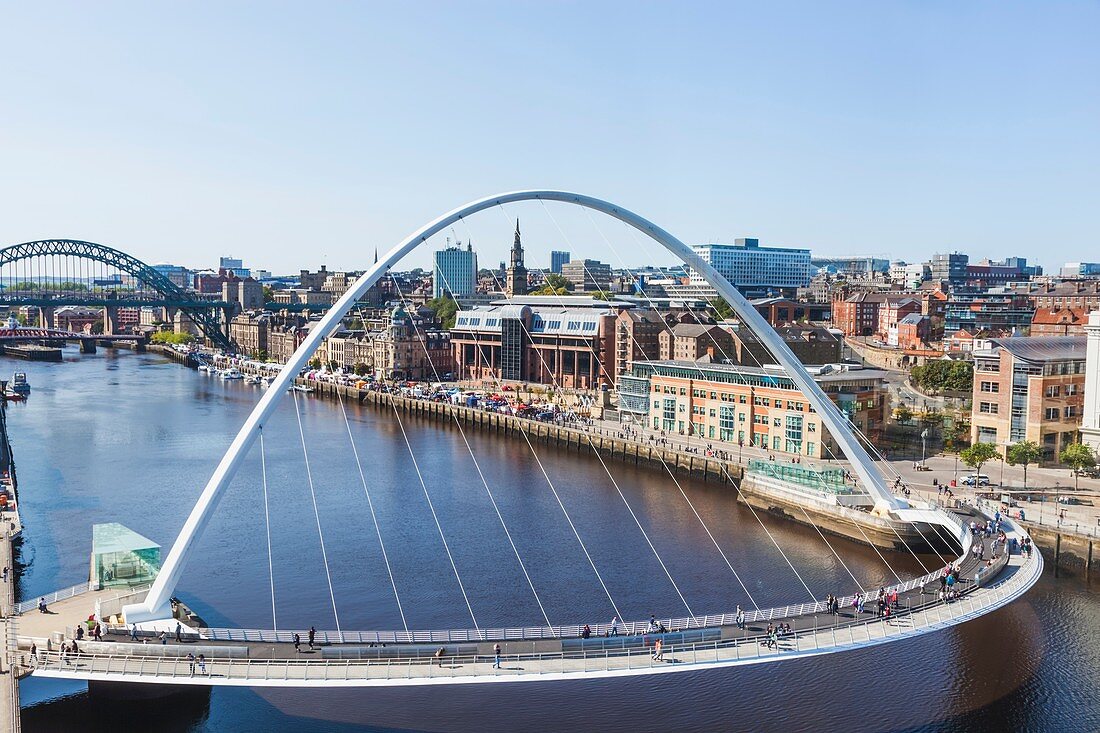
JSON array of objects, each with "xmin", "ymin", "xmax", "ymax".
[{"xmin": 8, "ymin": 348, "xmax": 1099, "ymax": 732}]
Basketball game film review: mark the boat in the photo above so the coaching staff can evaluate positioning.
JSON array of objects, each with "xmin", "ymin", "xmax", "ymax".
[
  {"xmin": 245, "ymin": 375, "xmax": 262, "ymax": 385},
  {"xmin": 197, "ymin": 364, "xmax": 210, "ymax": 373},
  {"xmin": 221, "ymin": 368, "xmax": 244, "ymax": 380},
  {"xmin": 2, "ymin": 392, "xmax": 25, "ymax": 402},
  {"xmin": 289, "ymin": 384, "xmax": 314, "ymax": 393},
  {"xmin": 10, "ymin": 373, "xmax": 30, "ymax": 395}
]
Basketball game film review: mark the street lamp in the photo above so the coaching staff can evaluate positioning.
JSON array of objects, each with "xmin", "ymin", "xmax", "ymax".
[
  {"xmin": 953, "ymin": 454, "xmax": 959, "ymax": 485},
  {"xmin": 920, "ymin": 428, "xmax": 929, "ymax": 468}
]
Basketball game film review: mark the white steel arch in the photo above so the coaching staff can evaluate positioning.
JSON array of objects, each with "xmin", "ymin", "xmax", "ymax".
[{"xmin": 126, "ymin": 191, "xmax": 905, "ymax": 622}]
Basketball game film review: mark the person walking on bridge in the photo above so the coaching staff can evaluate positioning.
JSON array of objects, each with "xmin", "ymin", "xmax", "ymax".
[
  {"xmin": 308, "ymin": 626, "xmax": 316, "ymax": 650},
  {"xmin": 493, "ymin": 642, "xmax": 501, "ymax": 669},
  {"xmin": 293, "ymin": 633, "xmax": 301, "ymax": 653}
]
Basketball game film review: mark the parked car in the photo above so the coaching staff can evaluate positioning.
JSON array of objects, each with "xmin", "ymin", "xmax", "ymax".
[{"xmin": 962, "ymin": 474, "xmax": 991, "ymax": 486}]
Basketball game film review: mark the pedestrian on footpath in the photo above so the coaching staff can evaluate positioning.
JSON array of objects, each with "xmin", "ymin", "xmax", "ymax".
[
  {"xmin": 197, "ymin": 654, "xmax": 206, "ymax": 675},
  {"xmin": 435, "ymin": 646, "xmax": 445, "ymax": 667},
  {"xmin": 131, "ymin": 623, "xmax": 138, "ymax": 641},
  {"xmin": 188, "ymin": 652, "xmax": 196, "ymax": 676},
  {"xmin": 159, "ymin": 630, "xmax": 167, "ymax": 645},
  {"xmin": 176, "ymin": 622, "xmax": 183, "ymax": 643},
  {"xmin": 493, "ymin": 642, "xmax": 501, "ymax": 669},
  {"xmin": 293, "ymin": 633, "xmax": 301, "ymax": 653},
  {"xmin": 308, "ymin": 626, "xmax": 316, "ymax": 650}
]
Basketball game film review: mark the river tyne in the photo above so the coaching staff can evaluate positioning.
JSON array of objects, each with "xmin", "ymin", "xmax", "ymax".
[{"xmin": 8, "ymin": 348, "xmax": 1099, "ymax": 732}]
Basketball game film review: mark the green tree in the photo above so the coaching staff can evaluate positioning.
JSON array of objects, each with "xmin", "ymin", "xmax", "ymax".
[
  {"xmin": 1060, "ymin": 442, "xmax": 1096, "ymax": 490},
  {"xmin": 531, "ymin": 284, "xmax": 570, "ymax": 296},
  {"xmin": 710, "ymin": 297, "xmax": 735, "ymax": 321},
  {"xmin": 893, "ymin": 405, "xmax": 913, "ymax": 424},
  {"xmin": 424, "ymin": 297, "xmax": 459, "ymax": 329},
  {"xmin": 910, "ymin": 360, "xmax": 973, "ymax": 394},
  {"xmin": 960, "ymin": 442, "xmax": 998, "ymax": 478},
  {"xmin": 591, "ymin": 290, "xmax": 613, "ymax": 300},
  {"xmin": 543, "ymin": 273, "xmax": 573, "ymax": 291},
  {"xmin": 1006, "ymin": 440, "xmax": 1043, "ymax": 489},
  {"xmin": 150, "ymin": 331, "xmax": 196, "ymax": 345},
  {"xmin": 308, "ymin": 357, "xmax": 322, "ymax": 370},
  {"xmin": 354, "ymin": 362, "xmax": 370, "ymax": 377},
  {"xmin": 262, "ymin": 285, "xmax": 275, "ymax": 302}
]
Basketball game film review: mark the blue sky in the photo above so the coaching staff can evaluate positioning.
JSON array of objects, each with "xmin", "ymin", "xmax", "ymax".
[{"xmin": 1, "ymin": 1, "xmax": 1097, "ymax": 274}]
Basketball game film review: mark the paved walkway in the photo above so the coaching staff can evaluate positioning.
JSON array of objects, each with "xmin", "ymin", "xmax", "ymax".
[{"xmin": 1, "ymin": 513, "xmax": 22, "ymax": 732}]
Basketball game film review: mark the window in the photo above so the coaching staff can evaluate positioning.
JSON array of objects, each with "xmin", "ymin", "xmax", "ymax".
[
  {"xmin": 1046, "ymin": 385, "xmax": 1061, "ymax": 398},
  {"xmin": 1065, "ymin": 406, "xmax": 1079, "ymax": 418},
  {"xmin": 806, "ymin": 442, "xmax": 815, "ymax": 457},
  {"xmin": 977, "ymin": 426, "xmax": 997, "ymax": 443},
  {"xmin": 719, "ymin": 406, "xmax": 736, "ymax": 441},
  {"xmin": 979, "ymin": 402, "xmax": 999, "ymax": 414},
  {"xmin": 1045, "ymin": 407, "xmax": 1060, "ymax": 420},
  {"xmin": 1066, "ymin": 384, "xmax": 1080, "ymax": 396},
  {"xmin": 980, "ymin": 381, "xmax": 999, "ymax": 393}
]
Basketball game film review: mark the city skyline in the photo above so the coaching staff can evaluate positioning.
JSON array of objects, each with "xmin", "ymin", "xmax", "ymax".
[{"xmin": 2, "ymin": 2, "xmax": 1096, "ymax": 273}]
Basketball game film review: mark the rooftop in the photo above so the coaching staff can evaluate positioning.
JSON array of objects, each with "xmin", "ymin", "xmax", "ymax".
[{"xmin": 978, "ymin": 335, "xmax": 1088, "ymax": 363}]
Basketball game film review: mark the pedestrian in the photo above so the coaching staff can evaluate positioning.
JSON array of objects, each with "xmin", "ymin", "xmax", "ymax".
[
  {"xmin": 293, "ymin": 633, "xmax": 301, "ymax": 653},
  {"xmin": 131, "ymin": 623, "xmax": 138, "ymax": 641},
  {"xmin": 197, "ymin": 654, "xmax": 206, "ymax": 675},
  {"xmin": 188, "ymin": 652, "xmax": 196, "ymax": 676},
  {"xmin": 175, "ymin": 622, "xmax": 183, "ymax": 643},
  {"xmin": 159, "ymin": 630, "xmax": 167, "ymax": 645},
  {"xmin": 652, "ymin": 638, "xmax": 663, "ymax": 661},
  {"xmin": 609, "ymin": 616, "xmax": 619, "ymax": 637},
  {"xmin": 308, "ymin": 626, "xmax": 316, "ymax": 650},
  {"xmin": 38, "ymin": 597, "xmax": 47, "ymax": 614},
  {"xmin": 493, "ymin": 642, "xmax": 501, "ymax": 669},
  {"xmin": 736, "ymin": 605, "xmax": 745, "ymax": 630},
  {"xmin": 435, "ymin": 646, "xmax": 445, "ymax": 667}
]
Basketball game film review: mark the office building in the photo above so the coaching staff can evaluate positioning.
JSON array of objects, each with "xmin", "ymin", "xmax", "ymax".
[
  {"xmin": 550, "ymin": 250, "xmax": 571, "ymax": 274},
  {"xmin": 943, "ymin": 291, "xmax": 1035, "ymax": 337},
  {"xmin": 432, "ymin": 243, "xmax": 478, "ymax": 299},
  {"xmin": 617, "ymin": 361, "xmax": 885, "ymax": 457},
  {"xmin": 561, "ymin": 259, "xmax": 613, "ymax": 293},
  {"xmin": 1082, "ymin": 312, "xmax": 1100, "ymax": 454},
  {"xmin": 971, "ymin": 336, "xmax": 1087, "ymax": 462},
  {"xmin": 690, "ymin": 238, "xmax": 811, "ymax": 296},
  {"xmin": 930, "ymin": 253, "xmax": 969, "ymax": 286}
]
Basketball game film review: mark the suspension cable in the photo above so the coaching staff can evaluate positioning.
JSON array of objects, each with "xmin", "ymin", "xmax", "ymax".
[
  {"xmin": 385, "ymin": 274, "xmax": 555, "ymax": 630},
  {"xmin": 335, "ymin": 383, "xmax": 409, "ymax": 633},
  {"xmin": 291, "ymin": 391, "xmax": 342, "ymax": 634},
  {"xmin": 383, "ymin": 362, "xmax": 482, "ymax": 634},
  {"xmin": 258, "ymin": 429, "xmax": 278, "ymax": 630}
]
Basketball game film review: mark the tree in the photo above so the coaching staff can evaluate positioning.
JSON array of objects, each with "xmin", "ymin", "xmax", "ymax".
[
  {"xmin": 150, "ymin": 332, "xmax": 196, "ymax": 345},
  {"xmin": 308, "ymin": 357, "xmax": 322, "ymax": 370},
  {"xmin": 910, "ymin": 360, "xmax": 973, "ymax": 394},
  {"xmin": 1006, "ymin": 440, "xmax": 1043, "ymax": 488},
  {"xmin": 960, "ymin": 442, "xmax": 998, "ymax": 477},
  {"xmin": 262, "ymin": 285, "xmax": 275, "ymax": 302},
  {"xmin": 710, "ymin": 297, "xmax": 735, "ymax": 321},
  {"xmin": 1060, "ymin": 442, "xmax": 1096, "ymax": 490},
  {"xmin": 354, "ymin": 362, "xmax": 370, "ymax": 377},
  {"xmin": 531, "ymin": 284, "xmax": 570, "ymax": 296},
  {"xmin": 543, "ymin": 273, "xmax": 573, "ymax": 291},
  {"xmin": 591, "ymin": 290, "xmax": 613, "ymax": 301},
  {"xmin": 893, "ymin": 405, "xmax": 913, "ymax": 424},
  {"xmin": 424, "ymin": 297, "xmax": 459, "ymax": 329}
]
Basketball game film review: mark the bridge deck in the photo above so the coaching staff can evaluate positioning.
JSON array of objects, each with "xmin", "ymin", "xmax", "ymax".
[
  {"xmin": 15, "ymin": 550, "xmax": 1039, "ymax": 686},
  {"xmin": 10, "ymin": 524, "xmax": 1040, "ymax": 687}
]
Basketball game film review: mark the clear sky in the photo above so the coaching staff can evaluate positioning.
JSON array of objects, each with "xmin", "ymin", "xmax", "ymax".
[{"xmin": 1, "ymin": 1, "xmax": 1097, "ymax": 274}]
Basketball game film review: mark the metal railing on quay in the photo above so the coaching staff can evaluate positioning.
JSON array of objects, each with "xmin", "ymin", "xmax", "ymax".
[{"xmin": 13, "ymin": 581, "xmax": 96, "ymax": 615}]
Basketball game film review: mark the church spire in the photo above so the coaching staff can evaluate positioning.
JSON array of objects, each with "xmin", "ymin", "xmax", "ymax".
[{"xmin": 506, "ymin": 218, "xmax": 528, "ymax": 296}]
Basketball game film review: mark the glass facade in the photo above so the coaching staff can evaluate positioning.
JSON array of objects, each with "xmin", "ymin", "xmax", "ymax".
[{"xmin": 91, "ymin": 523, "xmax": 161, "ymax": 589}]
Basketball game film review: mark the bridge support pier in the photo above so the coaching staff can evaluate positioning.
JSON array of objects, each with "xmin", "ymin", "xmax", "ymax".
[{"xmin": 80, "ymin": 339, "xmax": 97, "ymax": 354}]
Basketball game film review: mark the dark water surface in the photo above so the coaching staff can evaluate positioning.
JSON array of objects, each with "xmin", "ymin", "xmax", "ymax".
[{"xmin": 9, "ymin": 349, "xmax": 1098, "ymax": 732}]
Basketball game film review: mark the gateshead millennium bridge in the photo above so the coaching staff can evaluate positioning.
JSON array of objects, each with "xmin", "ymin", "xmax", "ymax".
[{"xmin": 6, "ymin": 191, "xmax": 1041, "ymax": 687}]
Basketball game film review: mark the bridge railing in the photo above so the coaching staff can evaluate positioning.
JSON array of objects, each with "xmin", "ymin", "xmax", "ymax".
[
  {"xmin": 13, "ymin": 582, "xmax": 96, "ymax": 616},
  {"xmin": 24, "ymin": 550, "xmax": 1042, "ymax": 684}
]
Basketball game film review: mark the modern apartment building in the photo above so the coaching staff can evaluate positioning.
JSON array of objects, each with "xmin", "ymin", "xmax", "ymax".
[
  {"xmin": 970, "ymin": 336, "xmax": 1088, "ymax": 461},
  {"xmin": 432, "ymin": 243, "xmax": 478, "ymax": 299},
  {"xmin": 617, "ymin": 361, "xmax": 886, "ymax": 457},
  {"xmin": 943, "ymin": 290, "xmax": 1035, "ymax": 337},
  {"xmin": 690, "ymin": 238, "xmax": 811, "ymax": 296}
]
